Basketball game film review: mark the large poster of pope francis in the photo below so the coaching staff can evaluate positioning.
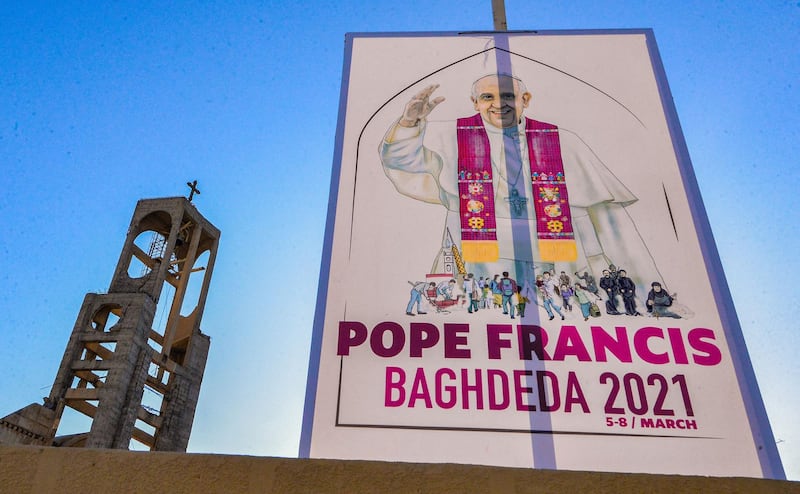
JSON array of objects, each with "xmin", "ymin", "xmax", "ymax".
[{"xmin": 300, "ymin": 30, "xmax": 783, "ymax": 478}]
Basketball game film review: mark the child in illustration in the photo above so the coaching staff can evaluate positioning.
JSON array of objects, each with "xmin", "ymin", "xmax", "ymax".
[
  {"xmin": 516, "ymin": 286, "xmax": 530, "ymax": 317},
  {"xmin": 646, "ymin": 282, "xmax": 681, "ymax": 319},
  {"xmin": 490, "ymin": 274, "xmax": 503, "ymax": 309},
  {"xmin": 560, "ymin": 283, "xmax": 574, "ymax": 312},
  {"xmin": 573, "ymin": 283, "xmax": 593, "ymax": 321},
  {"xmin": 520, "ymin": 279, "xmax": 538, "ymax": 309},
  {"xmin": 482, "ymin": 282, "xmax": 491, "ymax": 309},
  {"xmin": 533, "ymin": 275, "xmax": 544, "ymax": 307},
  {"xmin": 406, "ymin": 281, "xmax": 432, "ymax": 316}
]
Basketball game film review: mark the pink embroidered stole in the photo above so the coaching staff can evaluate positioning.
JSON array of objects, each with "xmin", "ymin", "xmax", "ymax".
[{"xmin": 456, "ymin": 114, "xmax": 577, "ymax": 262}]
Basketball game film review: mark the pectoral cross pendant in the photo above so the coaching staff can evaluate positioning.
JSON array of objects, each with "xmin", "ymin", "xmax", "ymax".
[{"xmin": 505, "ymin": 188, "xmax": 528, "ymax": 218}]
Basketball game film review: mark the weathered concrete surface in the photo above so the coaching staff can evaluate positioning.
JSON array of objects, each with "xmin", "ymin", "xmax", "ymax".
[
  {"xmin": 0, "ymin": 404, "xmax": 54, "ymax": 446},
  {"xmin": 0, "ymin": 197, "xmax": 219, "ymax": 453},
  {"xmin": 0, "ymin": 445, "xmax": 797, "ymax": 494}
]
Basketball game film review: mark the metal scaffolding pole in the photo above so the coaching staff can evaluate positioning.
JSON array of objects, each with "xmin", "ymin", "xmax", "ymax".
[{"xmin": 492, "ymin": 0, "xmax": 508, "ymax": 31}]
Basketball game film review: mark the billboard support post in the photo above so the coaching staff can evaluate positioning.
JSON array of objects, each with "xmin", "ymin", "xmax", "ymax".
[{"xmin": 492, "ymin": 0, "xmax": 508, "ymax": 31}]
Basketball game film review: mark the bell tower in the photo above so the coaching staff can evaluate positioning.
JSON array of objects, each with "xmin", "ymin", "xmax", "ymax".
[{"xmin": 0, "ymin": 195, "xmax": 220, "ymax": 451}]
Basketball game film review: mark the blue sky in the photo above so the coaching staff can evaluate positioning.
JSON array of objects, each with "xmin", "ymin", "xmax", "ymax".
[{"xmin": 1, "ymin": 1, "xmax": 798, "ymax": 480}]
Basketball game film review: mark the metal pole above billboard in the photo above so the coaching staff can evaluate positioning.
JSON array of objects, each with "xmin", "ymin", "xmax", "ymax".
[{"xmin": 492, "ymin": 0, "xmax": 508, "ymax": 31}]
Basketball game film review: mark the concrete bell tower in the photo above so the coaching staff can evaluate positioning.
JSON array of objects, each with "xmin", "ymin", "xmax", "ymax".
[{"xmin": 0, "ymin": 195, "xmax": 219, "ymax": 451}]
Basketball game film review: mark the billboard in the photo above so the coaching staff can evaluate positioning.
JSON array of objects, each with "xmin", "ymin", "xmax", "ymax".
[{"xmin": 301, "ymin": 30, "xmax": 784, "ymax": 478}]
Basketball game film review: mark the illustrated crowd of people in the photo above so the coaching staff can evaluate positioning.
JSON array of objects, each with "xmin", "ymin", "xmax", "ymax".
[{"xmin": 406, "ymin": 263, "xmax": 681, "ymax": 320}]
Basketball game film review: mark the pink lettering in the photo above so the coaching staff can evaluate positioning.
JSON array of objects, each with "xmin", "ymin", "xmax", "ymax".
[
  {"xmin": 337, "ymin": 320, "xmax": 367, "ymax": 355},
  {"xmin": 513, "ymin": 370, "xmax": 536, "ymax": 411},
  {"xmin": 434, "ymin": 368, "xmax": 457, "ymax": 408},
  {"xmin": 460, "ymin": 368, "xmax": 483, "ymax": 409},
  {"xmin": 408, "ymin": 368, "xmax": 433, "ymax": 408},
  {"xmin": 688, "ymin": 328, "xmax": 722, "ymax": 366},
  {"xmin": 517, "ymin": 325, "xmax": 550, "ymax": 360},
  {"xmin": 536, "ymin": 370, "xmax": 560, "ymax": 411},
  {"xmin": 590, "ymin": 326, "xmax": 632, "ymax": 363},
  {"xmin": 564, "ymin": 371, "xmax": 590, "ymax": 413},
  {"xmin": 552, "ymin": 325, "xmax": 592, "ymax": 361},
  {"xmin": 444, "ymin": 324, "xmax": 471, "ymax": 358},
  {"xmin": 370, "ymin": 321, "xmax": 405, "ymax": 357},
  {"xmin": 667, "ymin": 327, "xmax": 689, "ymax": 364},
  {"xmin": 633, "ymin": 327, "xmax": 669, "ymax": 364},
  {"xmin": 384, "ymin": 367, "xmax": 405, "ymax": 406},
  {"xmin": 487, "ymin": 324, "xmax": 513, "ymax": 359},
  {"xmin": 487, "ymin": 369, "xmax": 510, "ymax": 410},
  {"xmin": 409, "ymin": 322, "xmax": 439, "ymax": 358}
]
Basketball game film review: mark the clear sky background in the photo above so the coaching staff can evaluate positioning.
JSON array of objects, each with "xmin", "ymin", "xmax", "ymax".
[{"xmin": 1, "ymin": 0, "xmax": 798, "ymax": 480}]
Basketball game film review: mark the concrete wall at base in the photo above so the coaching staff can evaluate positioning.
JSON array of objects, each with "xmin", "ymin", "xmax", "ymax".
[{"xmin": 0, "ymin": 445, "xmax": 797, "ymax": 494}]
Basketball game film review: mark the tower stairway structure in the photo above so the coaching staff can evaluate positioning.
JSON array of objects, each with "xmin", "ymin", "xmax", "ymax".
[{"xmin": 0, "ymin": 197, "xmax": 220, "ymax": 451}]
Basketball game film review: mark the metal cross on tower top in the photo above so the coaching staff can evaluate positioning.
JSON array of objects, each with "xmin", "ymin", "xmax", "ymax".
[{"xmin": 186, "ymin": 180, "xmax": 201, "ymax": 201}]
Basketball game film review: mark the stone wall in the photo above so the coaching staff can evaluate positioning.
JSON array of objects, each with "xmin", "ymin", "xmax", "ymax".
[{"xmin": 0, "ymin": 445, "xmax": 797, "ymax": 494}]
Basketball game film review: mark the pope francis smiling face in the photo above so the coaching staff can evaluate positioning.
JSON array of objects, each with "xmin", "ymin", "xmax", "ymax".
[{"xmin": 470, "ymin": 74, "xmax": 532, "ymax": 129}]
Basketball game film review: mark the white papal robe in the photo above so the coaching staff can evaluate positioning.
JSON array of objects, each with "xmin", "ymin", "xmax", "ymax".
[{"xmin": 379, "ymin": 115, "xmax": 663, "ymax": 295}]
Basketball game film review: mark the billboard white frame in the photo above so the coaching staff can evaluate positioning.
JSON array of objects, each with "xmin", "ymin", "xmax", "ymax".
[{"xmin": 301, "ymin": 29, "xmax": 784, "ymax": 478}]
